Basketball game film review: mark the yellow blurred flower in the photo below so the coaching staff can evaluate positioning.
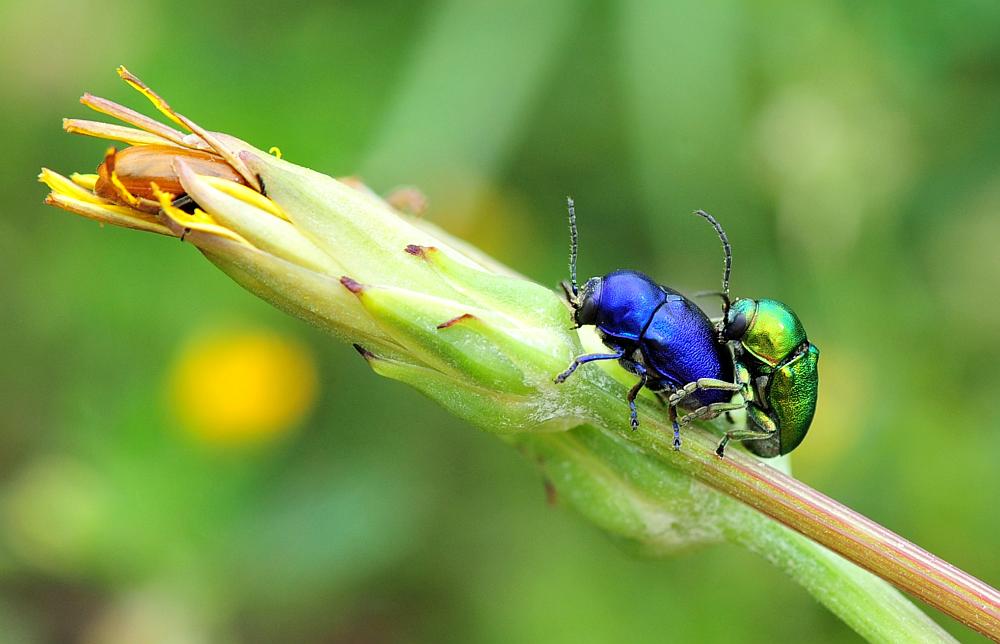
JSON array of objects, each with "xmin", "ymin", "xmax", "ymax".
[{"xmin": 168, "ymin": 330, "xmax": 318, "ymax": 445}]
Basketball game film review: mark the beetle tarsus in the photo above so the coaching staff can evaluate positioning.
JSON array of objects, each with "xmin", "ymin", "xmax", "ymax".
[
  {"xmin": 667, "ymin": 405, "xmax": 682, "ymax": 449},
  {"xmin": 626, "ymin": 371, "xmax": 647, "ymax": 430}
]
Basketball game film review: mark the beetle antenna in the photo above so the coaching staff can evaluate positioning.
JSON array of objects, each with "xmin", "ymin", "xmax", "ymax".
[
  {"xmin": 567, "ymin": 196, "xmax": 579, "ymax": 299},
  {"xmin": 693, "ymin": 210, "xmax": 731, "ymax": 312}
]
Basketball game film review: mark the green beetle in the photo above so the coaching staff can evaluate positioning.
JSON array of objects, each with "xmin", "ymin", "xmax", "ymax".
[
  {"xmin": 667, "ymin": 212, "xmax": 820, "ymax": 458},
  {"xmin": 717, "ymin": 297, "xmax": 820, "ymax": 457}
]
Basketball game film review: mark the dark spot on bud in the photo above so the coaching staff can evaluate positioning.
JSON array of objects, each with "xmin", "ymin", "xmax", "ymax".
[
  {"xmin": 436, "ymin": 313, "xmax": 475, "ymax": 329},
  {"xmin": 352, "ymin": 343, "xmax": 376, "ymax": 360},
  {"xmin": 405, "ymin": 244, "xmax": 437, "ymax": 259},
  {"xmin": 340, "ymin": 276, "xmax": 364, "ymax": 294},
  {"xmin": 543, "ymin": 478, "xmax": 558, "ymax": 506}
]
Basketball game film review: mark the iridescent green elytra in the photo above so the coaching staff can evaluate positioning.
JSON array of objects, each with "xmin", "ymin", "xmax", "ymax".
[
  {"xmin": 721, "ymin": 298, "xmax": 819, "ymax": 457},
  {"xmin": 666, "ymin": 212, "xmax": 820, "ymax": 458}
]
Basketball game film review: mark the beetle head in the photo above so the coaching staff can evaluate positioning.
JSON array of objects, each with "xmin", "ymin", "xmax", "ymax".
[
  {"xmin": 573, "ymin": 276, "xmax": 603, "ymax": 327},
  {"xmin": 722, "ymin": 297, "xmax": 755, "ymax": 342}
]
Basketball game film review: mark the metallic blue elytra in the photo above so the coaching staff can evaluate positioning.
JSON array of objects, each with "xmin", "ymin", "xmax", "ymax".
[
  {"xmin": 577, "ymin": 270, "xmax": 732, "ymax": 402},
  {"xmin": 555, "ymin": 202, "xmax": 737, "ymax": 449},
  {"xmin": 641, "ymin": 288, "xmax": 733, "ymax": 403}
]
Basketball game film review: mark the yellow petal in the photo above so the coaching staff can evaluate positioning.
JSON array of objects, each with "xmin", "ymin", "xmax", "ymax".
[
  {"xmin": 116, "ymin": 66, "xmax": 188, "ymax": 131},
  {"xmin": 117, "ymin": 67, "xmax": 261, "ymax": 191},
  {"xmin": 70, "ymin": 173, "xmax": 98, "ymax": 191},
  {"xmin": 103, "ymin": 152, "xmax": 143, "ymax": 210},
  {"xmin": 177, "ymin": 163, "xmax": 337, "ymax": 272},
  {"xmin": 200, "ymin": 175, "xmax": 290, "ymax": 222},
  {"xmin": 80, "ymin": 92, "xmax": 197, "ymax": 149},
  {"xmin": 38, "ymin": 168, "xmax": 105, "ymax": 205},
  {"xmin": 151, "ymin": 184, "xmax": 254, "ymax": 247},
  {"xmin": 63, "ymin": 118, "xmax": 183, "ymax": 148},
  {"xmin": 44, "ymin": 192, "xmax": 173, "ymax": 236}
]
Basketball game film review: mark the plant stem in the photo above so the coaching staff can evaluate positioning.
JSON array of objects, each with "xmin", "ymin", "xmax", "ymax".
[
  {"xmin": 727, "ymin": 502, "xmax": 957, "ymax": 643},
  {"xmin": 581, "ymin": 391, "xmax": 1000, "ymax": 639},
  {"xmin": 689, "ymin": 438, "xmax": 999, "ymax": 638},
  {"xmin": 515, "ymin": 424, "xmax": 957, "ymax": 642}
]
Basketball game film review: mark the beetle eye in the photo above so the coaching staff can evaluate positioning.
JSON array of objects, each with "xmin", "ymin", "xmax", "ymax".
[
  {"xmin": 574, "ymin": 277, "xmax": 602, "ymax": 326},
  {"xmin": 723, "ymin": 300, "xmax": 752, "ymax": 340}
]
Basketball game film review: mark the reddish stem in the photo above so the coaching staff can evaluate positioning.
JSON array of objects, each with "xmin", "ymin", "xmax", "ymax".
[{"xmin": 658, "ymin": 428, "xmax": 1000, "ymax": 639}]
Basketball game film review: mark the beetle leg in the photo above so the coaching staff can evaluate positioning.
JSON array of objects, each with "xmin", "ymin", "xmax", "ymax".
[
  {"xmin": 554, "ymin": 348, "xmax": 625, "ymax": 384},
  {"xmin": 716, "ymin": 404, "xmax": 778, "ymax": 457},
  {"xmin": 716, "ymin": 428, "xmax": 774, "ymax": 457},
  {"xmin": 625, "ymin": 365, "xmax": 648, "ymax": 430},
  {"xmin": 669, "ymin": 392, "xmax": 743, "ymax": 452},
  {"xmin": 170, "ymin": 194, "xmax": 196, "ymax": 212},
  {"xmin": 678, "ymin": 401, "xmax": 745, "ymax": 426},
  {"xmin": 667, "ymin": 378, "xmax": 741, "ymax": 407},
  {"xmin": 668, "ymin": 404, "xmax": 681, "ymax": 450}
]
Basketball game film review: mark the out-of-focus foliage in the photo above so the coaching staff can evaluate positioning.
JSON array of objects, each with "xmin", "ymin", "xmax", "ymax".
[{"xmin": 3, "ymin": 0, "xmax": 999, "ymax": 641}]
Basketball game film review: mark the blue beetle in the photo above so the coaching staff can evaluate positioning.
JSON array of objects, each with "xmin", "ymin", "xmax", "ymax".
[{"xmin": 554, "ymin": 199, "xmax": 741, "ymax": 449}]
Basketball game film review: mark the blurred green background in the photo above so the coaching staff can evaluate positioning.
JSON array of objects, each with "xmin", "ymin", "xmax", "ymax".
[{"xmin": 3, "ymin": 0, "xmax": 1000, "ymax": 642}]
